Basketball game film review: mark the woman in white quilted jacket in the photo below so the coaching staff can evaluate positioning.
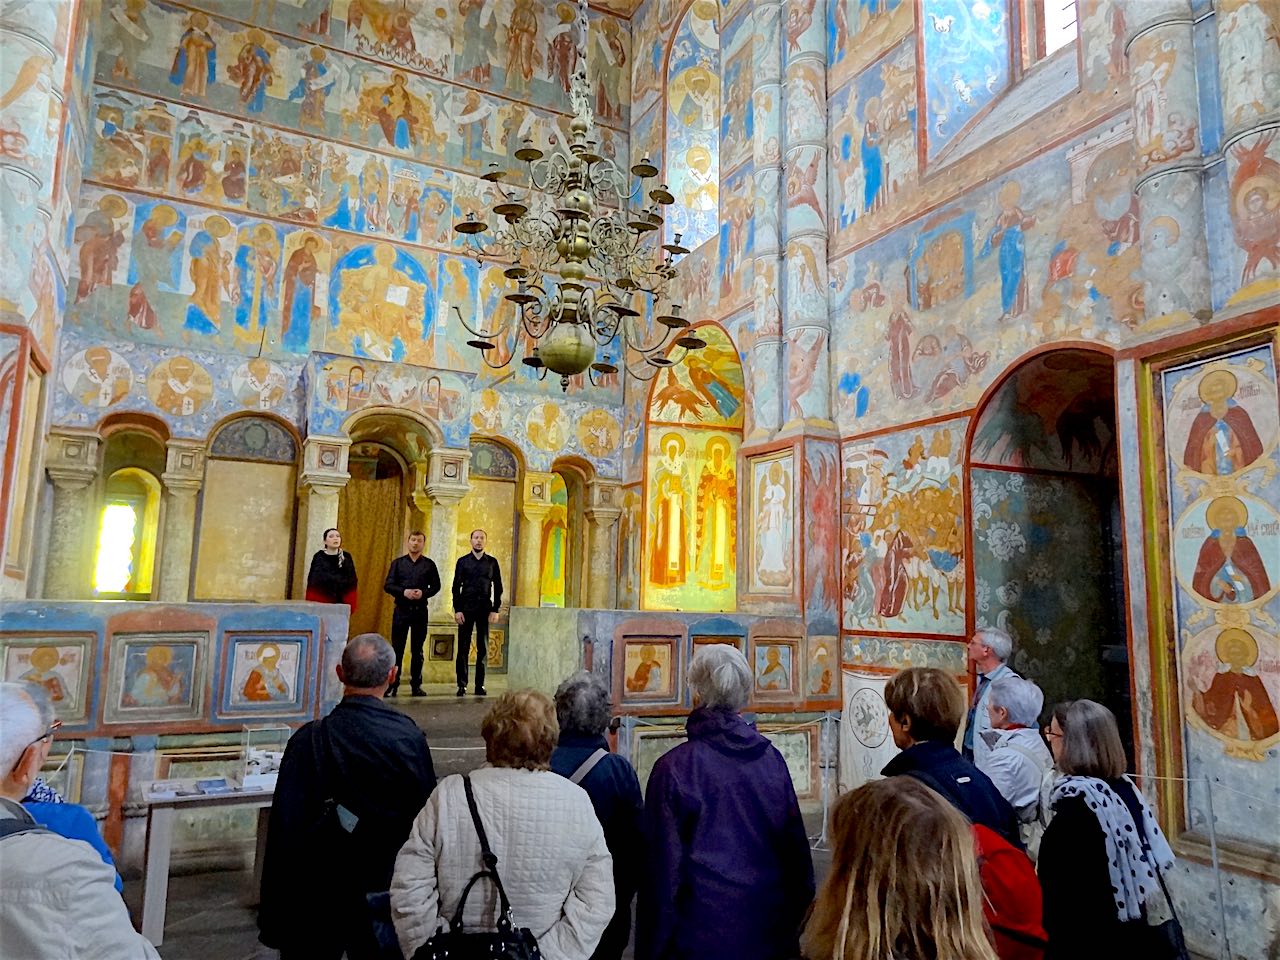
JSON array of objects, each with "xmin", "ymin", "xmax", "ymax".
[{"xmin": 391, "ymin": 689, "xmax": 616, "ymax": 960}]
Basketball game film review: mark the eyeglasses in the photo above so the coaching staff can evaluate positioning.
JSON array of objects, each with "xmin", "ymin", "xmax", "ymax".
[
  {"xmin": 1043, "ymin": 726, "xmax": 1062, "ymax": 740},
  {"xmin": 26, "ymin": 719, "xmax": 62, "ymax": 749}
]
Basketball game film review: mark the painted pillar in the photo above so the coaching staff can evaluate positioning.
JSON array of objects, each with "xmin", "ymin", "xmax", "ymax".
[
  {"xmin": 294, "ymin": 435, "xmax": 351, "ymax": 598},
  {"xmin": 584, "ymin": 479, "xmax": 623, "ymax": 609},
  {"xmin": 749, "ymin": 0, "xmax": 785, "ymax": 440},
  {"xmin": 42, "ymin": 429, "xmax": 101, "ymax": 599},
  {"xmin": 425, "ymin": 446, "xmax": 471, "ymax": 615},
  {"xmin": 1125, "ymin": 0, "xmax": 1212, "ymax": 327},
  {"xmin": 516, "ymin": 471, "xmax": 554, "ymax": 607},
  {"xmin": 156, "ymin": 439, "xmax": 205, "ymax": 602},
  {"xmin": 1217, "ymin": 0, "xmax": 1280, "ymax": 301},
  {"xmin": 781, "ymin": 0, "xmax": 832, "ymax": 431}
]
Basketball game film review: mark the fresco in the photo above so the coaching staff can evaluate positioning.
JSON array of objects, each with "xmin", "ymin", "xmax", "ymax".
[
  {"xmin": 747, "ymin": 450, "xmax": 795, "ymax": 596},
  {"xmin": 841, "ymin": 418, "xmax": 967, "ymax": 635},
  {"xmin": 971, "ymin": 467, "xmax": 1112, "ymax": 712},
  {"xmin": 842, "ymin": 635, "xmax": 966, "ymax": 673},
  {"xmin": 647, "ymin": 325, "xmax": 744, "ymax": 428},
  {"xmin": 970, "ymin": 350, "xmax": 1117, "ymax": 474},
  {"xmin": 827, "ymin": 0, "xmax": 912, "ymax": 88},
  {"xmin": 829, "ymin": 122, "xmax": 1143, "ymax": 432},
  {"xmin": 55, "ymin": 333, "xmax": 306, "ymax": 440},
  {"xmin": 804, "ymin": 440, "xmax": 841, "ymax": 632},
  {"xmin": 1160, "ymin": 342, "xmax": 1280, "ymax": 850},
  {"xmin": 664, "ymin": 0, "xmax": 719, "ymax": 250},
  {"xmin": 719, "ymin": 10, "xmax": 753, "ymax": 175},
  {"xmin": 1222, "ymin": 132, "xmax": 1280, "ymax": 307},
  {"xmin": 918, "ymin": 0, "xmax": 1011, "ymax": 165},
  {"xmin": 827, "ymin": 38, "xmax": 916, "ymax": 241},
  {"xmin": 539, "ymin": 473, "xmax": 569, "ymax": 608},
  {"xmin": 643, "ymin": 428, "xmax": 738, "ymax": 612}
]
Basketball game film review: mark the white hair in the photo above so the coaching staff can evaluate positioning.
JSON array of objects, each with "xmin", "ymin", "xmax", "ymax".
[
  {"xmin": 988, "ymin": 676, "xmax": 1044, "ymax": 727},
  {"xmin": 0, "ymin": 682, "xmax": 48, "ymax": 779},
  {"xmin": 688, "ymin": 644, "xmax": 752, "ymax": 711},
  {"xmin": 974, "ymin": 626, "xmax": 1013, "ymax": 662}
]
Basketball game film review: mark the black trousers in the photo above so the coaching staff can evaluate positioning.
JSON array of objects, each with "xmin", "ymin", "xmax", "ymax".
[
  {"xmin": 456, "ymin": 610, "xmax": 488, "ymax": 690},
  {"xmin": 390, "ymin": 607, "xmax": 429, "ymax": 690}
]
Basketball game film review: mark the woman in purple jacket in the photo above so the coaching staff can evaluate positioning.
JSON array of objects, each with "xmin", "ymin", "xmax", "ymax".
[{"xmin": 637, "ymin": 644, "xmax": 815, "ymax": 960}]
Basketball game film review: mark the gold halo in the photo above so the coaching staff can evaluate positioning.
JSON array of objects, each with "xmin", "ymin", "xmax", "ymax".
[
  {"xmin": 1205, "ymin": 495, "xmax": 1248, "ymax": 531},
  {"xmin": 660, "ymin": 432, "xmax": 686, "ymax": 456},
  {"xmin": 100, "ymin": 194, "xmax": 128, "ymax": 217},
  {"xmin": 204, "ymin": 215, "xmax": 231, "ymax": 239},
  {"xmin": 30, "ymin": 645, "xmax": 60, "ymax": 670},
  {"xmin": 1214, "ymin": 627, "xmax": 1258, "ymax": 669},
  {"xmin": 1197, "ymin": 368, "xmax": 1238, "ymax": 404},
  {"xmin": 310, "ymin": 46, "xmax": 326, "ymax": 61}
]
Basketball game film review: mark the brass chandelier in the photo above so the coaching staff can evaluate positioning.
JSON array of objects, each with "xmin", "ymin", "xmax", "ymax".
[{"xmin": 452, "ymin": 0, "xmax": 705, "ymax": 391}]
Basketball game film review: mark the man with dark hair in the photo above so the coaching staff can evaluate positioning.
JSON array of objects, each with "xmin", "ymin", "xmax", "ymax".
[
  {"xmin": 383, "ymin": 530, "xmax": 440, "ymax": 697},
  {"xmin": 259, "ymin": 633, "xmax": 436, "ymax": 960},
  {"xmin": 453, "ymin": 528, "xmax": 503, "ymax": 697}
]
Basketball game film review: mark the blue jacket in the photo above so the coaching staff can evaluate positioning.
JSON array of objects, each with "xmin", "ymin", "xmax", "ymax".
[
  {"xmin": 551, "ymin": 734, "xmax": 644, "ymax": 960},
  {"xmin": 23, "ymin": 802, "xmax": 122, "ymax": 892},
  {"xmin": 882, "ymin": 739, "xmax": 1022, "ymax": 847},
  {"xmin": 636, "ymin": 707, "xmax": 814, "ymax": 960}
]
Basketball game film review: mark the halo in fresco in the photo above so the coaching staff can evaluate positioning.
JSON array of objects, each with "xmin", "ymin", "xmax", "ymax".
[
  {"xmin": 1165, "ymin": 358, "xmax": 1278, "ymax": 478},
  {"xmin": 1182, "ymin": 623, "xmax": 1280, "ymax": 759},
  {"xmin": 146, "ymin": 354, "xmax": 214, "ymax": 416},
  {"xmin": 61, "ymin": 346, "xmax": 133, "ymax": 408},
  {"xmin": 577, "ymin": 408, "xmax": 622, "ymax": 458},
  {"xmin": 1172, "ymin": 493, "xmax": 1280, "ymax": 610},
  {"xmin": 231, "ymin": 358, "xmax": 287, "ymax": 409}
]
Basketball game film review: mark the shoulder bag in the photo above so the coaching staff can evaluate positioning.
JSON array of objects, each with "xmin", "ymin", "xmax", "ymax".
[
  {"xmin": 412, "ymin": 775, "xmax": 541, "ymax": 960},
  {"xmin": 1117, "ymin": 784, "xmax": 1189, "ymax": 960}
]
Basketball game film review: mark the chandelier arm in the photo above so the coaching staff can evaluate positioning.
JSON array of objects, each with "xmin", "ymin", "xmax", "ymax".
[
  {"xmin": 451, "ymin": 303, "xmax": 514, "ymax": 341},
  {"xmin": 620, "ymin": 314, "xmax": 679, "ymax": 356}
]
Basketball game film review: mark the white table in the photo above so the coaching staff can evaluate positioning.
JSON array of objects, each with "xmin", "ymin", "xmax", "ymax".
[{"xmin": 141, "ymin": 788, "xmax": 274, "ymax": 946}]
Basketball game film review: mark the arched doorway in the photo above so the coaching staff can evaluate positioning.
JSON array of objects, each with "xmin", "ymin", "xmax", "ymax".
[
  {"xmin": 541, "ymin": 459, "xmax": 590, "ymax": 608},
  {"xmin": 337, "ymin": 411, "xmax": 434, "ymax": 639},
  {"xmin": 967, "ymin": 347, "xmax": 1134, "ymax": 757}
]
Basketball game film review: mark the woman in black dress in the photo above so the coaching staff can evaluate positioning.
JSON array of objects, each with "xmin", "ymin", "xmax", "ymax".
[{"xmin": 305, "ymin": 528, "xmax": 358, "ymax": 609}]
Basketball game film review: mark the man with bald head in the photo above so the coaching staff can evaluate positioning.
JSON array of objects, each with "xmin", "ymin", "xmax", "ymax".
[
  {"xmin": 259, "ymin": 633, "xmax": 436, "ymax": 959},
  {"xmin": 0, "ymin": 682, "xmax": 159, "ymax": 958}
]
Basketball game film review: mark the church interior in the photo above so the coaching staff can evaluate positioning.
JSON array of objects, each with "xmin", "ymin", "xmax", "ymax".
[{"xmin": 0, "ymin": 0, "xmax": 1278, "ymax": 955}]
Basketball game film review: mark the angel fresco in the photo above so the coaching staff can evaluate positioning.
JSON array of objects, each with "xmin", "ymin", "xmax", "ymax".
[{"xmin": 1230, "ymin": 132, "xmax": 1280, "ymax": 286}]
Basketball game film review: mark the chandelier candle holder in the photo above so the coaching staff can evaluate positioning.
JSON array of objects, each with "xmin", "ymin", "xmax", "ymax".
[{"xmin": 452, "ymin": 0, "xmax": 705, "ymax": 391}]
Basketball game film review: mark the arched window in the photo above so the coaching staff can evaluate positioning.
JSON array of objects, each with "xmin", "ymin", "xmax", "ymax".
[
  {"xmin": 193, "ymin": 416, "xmax": 298, "ymax": 601},
  {"xmin": 92, "ymin": 425, "xmax": 167, "ymax": 599},
  {"xmin": 665, "ymin": 1, "xmax": 720, "ymax": 251},
  {"xmin": 93, "ymin": 469, "xmax": 162, "ymax": 598}
]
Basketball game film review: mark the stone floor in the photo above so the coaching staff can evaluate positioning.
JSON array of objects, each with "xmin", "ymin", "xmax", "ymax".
[{"xmin": 126, "ymin": 682, "xmax": 833, "ymax": 959}]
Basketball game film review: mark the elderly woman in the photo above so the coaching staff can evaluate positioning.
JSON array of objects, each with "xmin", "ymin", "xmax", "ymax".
[
  {"xmin": 1038, "ymin": 700, "xmax": 1177, "ymax": 958},
  {"xmin": 882, "ymin": 667, "xmax": 1021, "ymax": 846},
  {"xmin": 637, "ymin": 644, "xmax": 814, "ymax": 960},
  {"xmin": 391, "ymin": 689, "xmax": 615, "ymax": 960},
  {"xmin": 550, "ymin": 672, "xmax": 643, "ymax": 960},
  {"xmin": 983, "ymin": 676, "xmax": 1054, "ymax": 857}
]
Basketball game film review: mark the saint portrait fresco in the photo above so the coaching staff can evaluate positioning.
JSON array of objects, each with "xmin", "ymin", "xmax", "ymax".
[{"xmin": 1164, "ymin": 357, "xmax": 1278, "ymax": 479}]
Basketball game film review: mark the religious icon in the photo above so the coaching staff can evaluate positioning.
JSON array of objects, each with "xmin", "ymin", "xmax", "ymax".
[
  {"xmin": 184, "ymin": 215, "xmax": 232, "ymax": 335},
  {"xmin": 62, "ymin": 346, "xmax": 132, "ymax": 408},
  {"xmin": 649, "ymin": 433, "xmax": 691, "ymax": 588},
  {"xmin": 1190, "ymin": 496, "xmax": 1273, "ymax": 605},
  {"xmin": 1192, "ymin": 628, "xmax": 1280, "ymax": 745},
  {"xmin": 1181, "ymin": 369, "xmax": 1265, "ymax": 475},
  {"xmin": 334, "ymin": 242, "xmax": 428, "ymax": 362},
  {"xmin": 241, "ymin": 643, "xmax": 291, "ymax": 702},
  {"xmin": 624, "ymin": 642, "xmax": 672, "ymax": 698},
  {"xmin": 807, "ymin": 641, "xmax": 835, "ymax": 697},
  {"xmin": 232, "ymin": 358, "xmax": 287, "ymax": 410},
  {"xmin": 18, "ymin": 646, "xmax": 68, "ymax": 702},
  {"xmin": 74, "ymin": 194, "xmax": 129, "ymax": 303},
  {"xmin": 169, "ymin": 12, "xmax": 217, "ymax": 99},
  {"xmin": 981, "ymin": 181, "xmax": 1036, "ymax": 322},
  {"xmin": 755, "ymin": 644, "xmax": 793, "ymax": 693},
  {"xmin": 147, "ymin": 356, "xmax": 213, "ymax": 417},
  {"xmin": 754, "ymin": 457, "xmax": 793, "ymax": 589},
  {"xmin": 128, "ymin": 203, "xmax": 183, "ymax": 330},
  {"xmin": 695, "ymin": 436, "xmax": 736, "ymax": 589},
  {"xmin": 280, "ymin": 233, "xmax": 326, "ymax": 354},
  {"xmin": 124, "ymin": 645, "xmax": 187, "ymax": 707},
  {"xmin": 526, "ymin": 403, "xmax": 566, "ymax": 452}
]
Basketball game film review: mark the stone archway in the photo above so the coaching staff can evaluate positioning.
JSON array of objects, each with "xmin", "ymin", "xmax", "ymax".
[{"xmin": 966, "ymin": 346, "xmax": 1135, "ymax": 756}]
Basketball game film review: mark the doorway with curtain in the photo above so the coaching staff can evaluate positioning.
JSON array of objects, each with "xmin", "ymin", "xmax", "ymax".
[{"xmin": 338, "ymin": 443, "xmax": 410, "ymax": 640}]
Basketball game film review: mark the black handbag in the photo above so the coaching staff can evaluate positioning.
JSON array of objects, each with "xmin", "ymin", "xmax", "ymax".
[
  {"xmin": 1121, "ymin": 786, "xmax": 1190, "ymax": 960},
  {"xmin": 412, "ymin": 775, "xmax": 542, "ymax": 960}
]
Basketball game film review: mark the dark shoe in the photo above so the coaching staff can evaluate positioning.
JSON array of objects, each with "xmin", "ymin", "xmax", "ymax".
[
  {"xmin": 456, "ymin": 686, "xmax": 466, "ymax": 697},
  {"xmin": 475, "ymin": 687, "xmax": 487, "ymax": 697},
  {"xmin": 384, "ymin": 687, "xmax": 398, "ymax": 698},
  {"xmin": 410, "ymin": 687, "xmax": 426, "ymax": 697}
]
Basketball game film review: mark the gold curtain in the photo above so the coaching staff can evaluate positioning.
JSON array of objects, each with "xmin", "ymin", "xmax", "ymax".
[{"xmin": 338, "ymin": 475, "xmax": 404, "ymax": 640}]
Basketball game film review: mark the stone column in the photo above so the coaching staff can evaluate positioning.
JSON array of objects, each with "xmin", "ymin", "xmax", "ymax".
[
  {"xmin": 749, "ymin": 0, "xmax": 785, "ymax": 440},
  {"xmin": 516, "ymin": 472, "xmax": 554, "ymax": 607},
  {"xmin": 293, "ymin": 436, "xmax": 350, "ymax": 598},
  {"xmin": 42, "ymin": 430, "xmax": 101, "ymax": 599},
  {"xmin": 424, "ymin": 447, "xmax": 471, "ymax": 613},
  {"xmin": 584, "ymin": 479, "xmax": 622, "ymax": 610},
  {"xmin": 782, "ymin": 0, "xmax": 833, "ymax": 431},
  {"xmin": 156, "ymin": 440, "xmax": 205, "ymax": 602},
  {"xmin": 1217, "ymin": 0, "xmax": 1280, "ymax": 300},
  {"xmin": 1125, "ymin": 0, "xmax": 1212, "ymax": 327}
]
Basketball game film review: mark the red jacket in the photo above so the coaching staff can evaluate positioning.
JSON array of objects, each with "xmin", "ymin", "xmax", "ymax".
[{"xmin": 974, "ymin": 823, "xmax": 1047, "ymax": 960}]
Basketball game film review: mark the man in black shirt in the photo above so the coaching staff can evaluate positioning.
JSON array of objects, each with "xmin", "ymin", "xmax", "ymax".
[
  {"xmin": 382, "ymin": 531, "xmax": 440, "ymax": 697},
  {"xmin": 452, "ymin": 528, "xmax": 503, "ymax": 697},
  {"xmin": 259, "ymin": 633, "xmax": 436, "ymax": 959}
]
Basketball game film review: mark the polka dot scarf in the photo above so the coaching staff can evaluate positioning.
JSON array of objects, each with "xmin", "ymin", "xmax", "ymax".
[{"xmin": 1050, "ymin": 775, "xmax": 1175, "ymax": 922}]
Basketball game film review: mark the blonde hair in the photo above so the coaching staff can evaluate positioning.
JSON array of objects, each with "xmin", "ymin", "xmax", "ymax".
[
  {"xmin": 481, "ymin": 689, "xmax": 558, "ymax": 770},
  {"xmin": 801, "ymin": 778, "xmax": 998, "ymax": 960}
]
